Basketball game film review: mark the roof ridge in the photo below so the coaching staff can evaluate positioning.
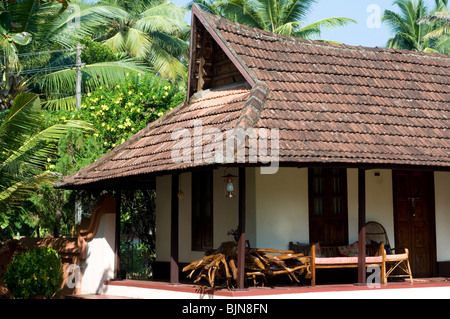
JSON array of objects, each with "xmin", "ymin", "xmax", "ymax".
[
  {"xmin": 234, "ymin": 81, "xmax": 270, "ymax": 132},
  {"xmin": 200, "ymin": 6, "xmax": 450, "ymax": 62}
]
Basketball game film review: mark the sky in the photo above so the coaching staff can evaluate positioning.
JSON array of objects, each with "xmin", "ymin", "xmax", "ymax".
[{"xmin": 172, "ymin": 0, "xmax": 441, "ymax": 48}]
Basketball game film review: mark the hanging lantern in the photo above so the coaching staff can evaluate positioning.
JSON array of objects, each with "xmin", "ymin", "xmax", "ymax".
[{"xmin": 223, "ymin": 173, "xmax": 237, "ymax": 198}]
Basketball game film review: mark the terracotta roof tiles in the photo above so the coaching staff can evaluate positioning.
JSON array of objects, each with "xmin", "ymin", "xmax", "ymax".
[{"xmin": 57, "ymin": 5, "xmax": 449, "ymax": 189}]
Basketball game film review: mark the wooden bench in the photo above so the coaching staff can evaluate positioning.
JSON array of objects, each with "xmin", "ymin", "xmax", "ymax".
[{"xmin": 288, "ymin": 242, "xmax": 386, "ymax": 286}]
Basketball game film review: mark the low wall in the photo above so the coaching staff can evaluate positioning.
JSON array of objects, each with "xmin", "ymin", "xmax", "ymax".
[
  {"xmin": 0, "ymin": 237, "xmax": 84, "ymax": 298},
  {"xmin": 0, "ymin": 194, "xmax": 118, "ymax": 298}
]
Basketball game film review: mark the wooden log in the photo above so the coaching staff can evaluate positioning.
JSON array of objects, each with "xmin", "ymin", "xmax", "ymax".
[
  {"xmin": 182, "ymin": 243, "xmax": 312, "ymax": 288},
  {"xmin": 255, "ymin": 248, "xmax": 294, "ymax": 254},
  {"xmin": 249, "ymin": 255, "xmax": 265, "ymax": 270},
  {"xmin": 229, "ymin": 259, "xmax": 238, "ymax": 280}
]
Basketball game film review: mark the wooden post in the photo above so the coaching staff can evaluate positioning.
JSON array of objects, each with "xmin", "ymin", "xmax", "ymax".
[
  {"xmin": 114, "ymin": 190, "xmax": 121, "ymax": 280},
  {"xmin": 357, "ymin": 168, "xmax": 366, "ymax": 285},
  {"xmin": 170, "ymin": 173, "xmax": 180, "ymax": 284},
  {"xmin": 237, "ymin": 167, "xmax": 246, "ymax": 290}
]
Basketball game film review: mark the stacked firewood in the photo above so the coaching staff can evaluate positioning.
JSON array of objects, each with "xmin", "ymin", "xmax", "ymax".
[{"xmin": 182, "ymin": 241, "xmax": 311, "ymax": 288}]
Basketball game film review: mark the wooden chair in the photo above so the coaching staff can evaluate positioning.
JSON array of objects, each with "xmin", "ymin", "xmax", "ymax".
[
  {"xmin": 365, "ymin": 221, "xmax": 413, "ymax": 283},
  {"xmin": 383, "ymin": 248, "xmax": 413, "ymax": 284}
]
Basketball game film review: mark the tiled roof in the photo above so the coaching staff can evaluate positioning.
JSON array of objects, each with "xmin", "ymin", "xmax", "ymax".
[
  {"xmin": 57, "ymin": 5, "xmax": 449, "ymax": 189},
  {"xmin": 57, "ymin": 87, "xmax": 254, "ymax": 188},
  {"xmin": 201, "ymin": 10, "xmax": 449, "ymax": 167}
]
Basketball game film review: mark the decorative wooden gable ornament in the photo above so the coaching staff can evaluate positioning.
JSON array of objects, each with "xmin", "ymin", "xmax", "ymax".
[{"xmin": 187, "ymin": 5, "xmax": 255, "ymax": 98}]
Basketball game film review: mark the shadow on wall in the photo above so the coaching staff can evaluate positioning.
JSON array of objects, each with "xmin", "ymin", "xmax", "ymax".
[{"xmin": 78, "ymin": 194, "xmax": 117, "ymax": 295}]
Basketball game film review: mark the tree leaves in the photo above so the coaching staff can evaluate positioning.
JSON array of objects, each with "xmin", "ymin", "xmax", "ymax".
[
  {"xmin": 191, "ymin": 0, "xmax": 355, "ymax": 39},
  {"xmin": 98, "ymin": 0, "xmax": 189, "ymax": 82},
  {"xmin": 0, "ymin": 93, "xmax": 93, "ymax": 211},
  {"xmin": 383, "ymin": 0, "xmax": 449, "ymax": 53}
]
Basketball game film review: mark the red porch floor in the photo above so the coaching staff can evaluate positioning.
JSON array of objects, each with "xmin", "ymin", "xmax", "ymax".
[{"xmin": 92, "ymin": 277, "xmax": 450, "ymax": 299}]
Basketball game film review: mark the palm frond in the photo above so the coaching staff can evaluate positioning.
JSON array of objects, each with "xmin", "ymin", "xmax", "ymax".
[
  {"xmin": 0, "ymin": 171, "xmax": 61, "ymax": 211},
  {"xmin": 433, "ymin": 34, "xmax": 450, "ymax": 52},
  {"xmin": 30, "ymin": 66, "xmax": 76, "ymax": 97},
  {"xmin": 418, "ymin": 10, "xmax": 450, "ymax": 23},
  {"xmin": 150, "ymin": 31, "xmax": 190, "ymax": 60},
  {"xmin": 382, "ymin": 0, "xmax": 448, "ymax": 51},
  {"xmin": 48, "ymin": 2, "xmax": 130, "ymax": 47},
  {"xmin": 0, "ymin": 93, "xmax": 41, "ymax": 148},
  {"xmin": 220, "ymin": 0, "xmax": 264, "ymax": 29},
  {"xmin": 423, "ymin": 24, "xmax": 450, "ymax": 38},
  {"xmin": 103, "ymin": 31, "xmax": 126, "ymax": 53},
  {"xmin": 274, "ymin": 21, "xmax": 299, "ymax": 36},
  {"xmin": 294, "ymin": 17, "xmax": 356, "ymax": 39},
  {"xmin": 125, "ymin": 28, "xmax": 152, "ymax": 59},
  {"xmin": 0, "ymin": 92, "xmax": 93, "ymax": 211},
  {"xmin": 28, "ymin": 59, "xmax": 149, "ymax": 100},
  {"xmin": 81, "ymin": 60, "xmax": 150, "ymax": 91},
  {"xmin": 136, "ymin": 2, "xmax": 189, "ymax": 34},
  {"xmin": 1, "ymin": 120, "xmax": 93, "ymax": 175},
  {"xmin": 42, "ymin": 95, "xmax": 77, "ymax": 111},
  {"xmin": 148, "ymin": 42, "xmax": 188, "ymax": 82},
  {"xmin": 278, "ymin": 0, "xmax": 316, "ymax": 25}
]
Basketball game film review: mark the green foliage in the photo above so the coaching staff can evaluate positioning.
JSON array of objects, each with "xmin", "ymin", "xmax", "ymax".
[
  {"xmin": 26, "ymin": 185, "xmax": 74, "ymax": 237},
  {"xmin": 383, "ymin": 0, "xmax": 449, "ymax": 53},
  {"xmin": 0, "ymin": 205, "xmax": 39, "ymax": 241},
  {"xmin": 98, "ymin": 0, "xmax": 190, "ymax": 83},
  {"xmin": 120, "ymin": 189, "xmax": 156, "ymax": 280},
  {"xmin": 190, "ymin": 0, "xmax": 356, "ymax": 40},
  {"xmin": 27, "ymin": 73, "xmax": 184, "ymax": 238},
  {"xmin": 80, "ymin": 73, "xmax": 183, "ymax": 148},
  {"xmin": 45, "ymin": 73, "xmax": 185, "ymax": 153},
  {"xmin": 120, "ymin": 238, "xmax": 153, "ymax": 280},
  {"xmin": 4, "ymin": 247, "xmax": 63, "ymax": 299},
  {"xmin": 80, "ymin": 37, "xmax": 118, "ymax": 65},
  {"xmin": 2, "ymin": 0, "xmax": 150, "ymax": 110},
  {"xmin": 0, "ymin": 92, "xmax": 92, "ymax": 212}
]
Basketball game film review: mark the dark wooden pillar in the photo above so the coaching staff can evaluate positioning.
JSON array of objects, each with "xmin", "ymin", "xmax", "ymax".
[
  {"xmin": 170, "ymin": 173, "xmax": 180, "ymax": 284},
  {"xmin": 357, "ymin": 168, "xmax": 366, "ymax": 284},
  {"xmin": 114, "ymin": 190, "xmax": 121, "ymax": 280},
  {"xmin": 237, "ymin": 167, "xmax": 246, "ymax": 290}
]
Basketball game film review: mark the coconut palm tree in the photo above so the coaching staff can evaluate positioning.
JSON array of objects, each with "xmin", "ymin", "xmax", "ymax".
[
  {"xmin": 418, "ymin": 0, "xmax": 449, "ymax": 41},
  {"xmin": 96, "ymin": 0, "xmax": 190, "ymax": 84},
  {"xmin": 2, "ymin": 0, "xmax": 150, "ymax": 110},
  {"xmin": 0, "ymin": 92, "xmax": 92, "ymax": 211},
  {"xmin": 190, "ymin": 0, "xmax": 356, "ymax": 39},
  {"xmin": 382, "ymin": 0, "xmax": 449, "ymax": 53}
]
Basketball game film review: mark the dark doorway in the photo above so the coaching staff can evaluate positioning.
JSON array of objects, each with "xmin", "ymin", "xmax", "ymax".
[{"xmin": 393, "ymin": 170, "xmax": 436, "ymax": 277}]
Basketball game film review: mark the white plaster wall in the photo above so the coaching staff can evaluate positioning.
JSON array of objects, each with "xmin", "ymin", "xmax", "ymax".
[
  {"xmin": 254, "ymin": 167, "xmax": 309, "ymax": 250},
  {"xmin": 155, "ymin": 167, "xmax": 310, "ymax": 258},
  {"xmin": 213, "ymin": 167, "xmax": 239, "ymax": 248},
  {"xmin": 155, "ymin": 169, "xmax": 239, "ymax": 263},
  {"xmin": 155, "ymin": 168, "xmax": 449, "ymax": 265},
  {"xmin": 81, "ymin": 213, "xmax": 116, "ymax": 294},
  {"xmin": 254, "ymin": 168, "xmax": 394, "ymax": 249},
  {"xmin": 347, "ymin": 169, "xmax": 395, "ymax": 244},
  {"xmin": 435, "ymin": 171, "xmax": 450, "ymax": 262}
]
